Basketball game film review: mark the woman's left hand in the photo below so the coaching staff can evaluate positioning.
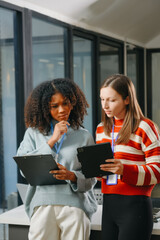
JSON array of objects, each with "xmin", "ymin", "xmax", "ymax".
[
  {"xmin": 49, "ymin": 163, "xmax": 77, "ymax": 182},
  {"xmin": 100, "ymin": 159, "xmax": 124, "ymax": 175}
]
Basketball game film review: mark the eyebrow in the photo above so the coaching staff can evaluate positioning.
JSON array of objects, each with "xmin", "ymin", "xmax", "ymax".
[
  {"xmin": 49, "ymin": 103, "xmax": 58, "ymax": 106},
  {"xmin": 100, "ymin": 96, "xmax": 116, "ymax": 99},
  {"xmin": 49, "ymin": 99, "xmax": 69, "ymax": 105}
]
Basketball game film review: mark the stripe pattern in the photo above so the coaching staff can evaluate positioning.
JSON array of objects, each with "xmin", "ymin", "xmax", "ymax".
[{"xmin": 96, "ymin": 118, "xmax": 160, "ymax": 196}]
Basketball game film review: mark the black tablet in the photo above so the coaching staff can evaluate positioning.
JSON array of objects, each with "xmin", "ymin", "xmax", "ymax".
[
  {"xmin": 77, "ymin": 142, "xmax": 113, "ymax": 178},
  {"xmin": 13, "ymin": 154, "xmax": 67, "ymax": 186}
]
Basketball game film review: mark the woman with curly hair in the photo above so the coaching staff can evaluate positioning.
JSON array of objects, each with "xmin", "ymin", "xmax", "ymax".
[{"xmin": 16, "ymin": 78, "xmax": 97, "ymax": 240}]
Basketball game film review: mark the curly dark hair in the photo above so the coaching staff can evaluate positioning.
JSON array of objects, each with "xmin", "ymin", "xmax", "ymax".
[{"xmin": 24, "ymin": 78, "xmax": 89, "ymax": 134}]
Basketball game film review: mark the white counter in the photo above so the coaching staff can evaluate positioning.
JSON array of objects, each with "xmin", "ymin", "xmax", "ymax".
[
  {"xmin": 0, "ymin": 204, "xmax": 160, "ymax": 235},
  {"xmin": 0, "ymin": 204, "xmax": 102, "ymax": 230},
  {"xmin": 0, "ymin": 205, "xmax": 29, "ymax": 226}
]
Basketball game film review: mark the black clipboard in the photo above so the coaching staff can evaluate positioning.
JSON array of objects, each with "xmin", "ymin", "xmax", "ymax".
[
  {"xmin": 13, "ymin": 154, "xmax": 67, "ymax": 186},
  {"xmin": 77, "ymin": 142, "xmax": 113, "ymax": 178}
]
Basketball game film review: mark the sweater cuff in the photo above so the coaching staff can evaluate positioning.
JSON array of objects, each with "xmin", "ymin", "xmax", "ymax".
[
  {"xmin": 69, "ymin": 171, "xmax": 84, "ymax": 192},
  {"xmin": 122, "ymin": 164, "xmax": 138, "ymax": 185},
  {"xmin": 69, "ymin": 171, "xmax": 96, "ymax": 193}
]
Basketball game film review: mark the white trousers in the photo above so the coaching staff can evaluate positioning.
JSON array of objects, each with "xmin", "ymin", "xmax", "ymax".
[{"xmin": 28, "ymin": 205, "xmax": 91, "ymax": 240}]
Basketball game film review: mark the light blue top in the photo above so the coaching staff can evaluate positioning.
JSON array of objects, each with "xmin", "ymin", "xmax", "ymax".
[{"xmin": 16, "ymin": 123, "xmax": 97, "ymax": 220}]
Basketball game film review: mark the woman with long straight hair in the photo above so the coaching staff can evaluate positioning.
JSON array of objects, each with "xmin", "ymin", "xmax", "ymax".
[{"xmin": 96, "ymin": 74, "xmax": 160, "ymax": 240}]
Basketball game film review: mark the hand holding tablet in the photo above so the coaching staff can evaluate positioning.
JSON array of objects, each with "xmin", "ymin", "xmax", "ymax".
[{"xmin": 77, "ymin": 142, "xmax": 113, "ymax": 178}]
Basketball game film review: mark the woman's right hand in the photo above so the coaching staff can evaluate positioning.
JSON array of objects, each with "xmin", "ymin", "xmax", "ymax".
[
  {"xmin": 100, "ymin": 158, "xmax": 124, "ymax": 175},
  {"xmin": 47, "ymin": 121, "xmax": 70, "ymax": 148}
]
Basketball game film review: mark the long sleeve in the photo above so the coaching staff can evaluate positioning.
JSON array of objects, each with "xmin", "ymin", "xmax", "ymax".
[
  {"xmin": 96, "ymin": 118, "xmax": 160, "ymax": 197},
  {"xmin": 122, "ymin": 119, "xmax": 160, "ymax": 186},
  {"xmin": 17, "ymin": 127, "xmax": 57, "ymax": 158}
]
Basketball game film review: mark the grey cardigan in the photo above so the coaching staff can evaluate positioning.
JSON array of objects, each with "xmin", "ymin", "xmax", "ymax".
[{"xmin": 17, "ymin": 124, "xmax": 97, "ymax": 220}]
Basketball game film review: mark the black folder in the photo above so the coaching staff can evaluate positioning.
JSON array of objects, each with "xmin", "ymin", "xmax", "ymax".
[
  {"xmin": 13, "ymin": 154, "xmax": 67, "ymax": 186},
  {"xmin": 77, "ymin": 142, "xmax": 113, "ymax": 178}
]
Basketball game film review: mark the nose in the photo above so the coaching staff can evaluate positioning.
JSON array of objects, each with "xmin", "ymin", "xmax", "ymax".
[
  {"xmin": 58, "ymin": 105, "xmax": 65, "ymax": 112},
  {"xmin": 103, "ymin": 100, "xmax": 109, "ymax": 109}
]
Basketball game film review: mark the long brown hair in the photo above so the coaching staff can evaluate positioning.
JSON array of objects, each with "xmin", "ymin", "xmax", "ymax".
[{"xmin": 101, "ymin": 74, "xmax": 144, "ymax": 144}]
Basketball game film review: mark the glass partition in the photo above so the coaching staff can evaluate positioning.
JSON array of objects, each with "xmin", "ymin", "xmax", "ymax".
[
  {"xmin": 97, "ymin": 42, "xmax": 122, "ymax": 126},
  {"xmin": 32, "ymin": 17, "xmax": 65, "ymax": 87},
  {"xmin": 73, "ymin": 36, "xmax": 93, "ymax": 134},
  {"xmin": 0, "ymin": 7, "xmax": 17, "ymax": 209},
  {"xmin": 127, "ymin": 44, "xmax": 137, "ymax": 88},
  {"xmin": 126, "ymin": 43, "xmax": 144, "ymax": 112},
  {"xmin": 151, "ymin": 52, "xmax": 160, "ymax": 128},
  {"xmin": 100, "ymin": 43, "xmax": 119, "ymax": 83}
]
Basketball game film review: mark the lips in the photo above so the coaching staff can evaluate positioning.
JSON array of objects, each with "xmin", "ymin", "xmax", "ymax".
[
  {"xmin": 105, "ymin": 111, "xmax": 111, "ymax": 115},
  {"xmin": 58, "ymin": 114, "xmax": 68, "ymax": 120}
]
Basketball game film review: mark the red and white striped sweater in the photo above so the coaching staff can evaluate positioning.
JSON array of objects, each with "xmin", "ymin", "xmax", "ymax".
[{"xmin": 96, "ymin": 118, "xmax": 160, "ymax": 196}]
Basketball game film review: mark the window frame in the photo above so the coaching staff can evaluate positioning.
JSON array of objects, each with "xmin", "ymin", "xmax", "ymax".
[{"xmin": 147, "ymin": 48, "xmax": 160, "ymax": 119}]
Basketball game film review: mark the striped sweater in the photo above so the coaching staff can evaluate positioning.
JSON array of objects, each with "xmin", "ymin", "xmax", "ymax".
[{"xmin": 96, "ymin": 118, "xmax": 160, "ymax": 196}]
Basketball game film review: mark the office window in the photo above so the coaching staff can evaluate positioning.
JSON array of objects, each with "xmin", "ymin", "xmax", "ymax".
[
  {"xmin": 0, "ymin": 7, "xmax": 17, "ymax": 208},
  {"xmin": 126, "ymin": 44, "xmax": 144, "ymax": 113},
  {"xmin": 151, "ymin": 52, "xmax": 160, "ymax": 127},
  {"xmin": 127, "ymin": 44, "xmax": 137, "ymax": 88},
  {"xmin": 100, "ymin": 43, "xmax": 119, "ymax": 83},
  {"xmin": 96, "ymin": 42, "xmax": 123, "ymax": 125},
  {"xmin": 32, "ymin": 17, "xmax": 65, "ymax": 87},
  {"xmin": 73, "ymin": 36, "xmax": 93, "ymax": 134}
]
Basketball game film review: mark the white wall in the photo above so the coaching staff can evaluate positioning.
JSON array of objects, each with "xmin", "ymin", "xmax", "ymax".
[{"xmin": 146, "ymin": 34, "xmax": 160, "ymax": 49}]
